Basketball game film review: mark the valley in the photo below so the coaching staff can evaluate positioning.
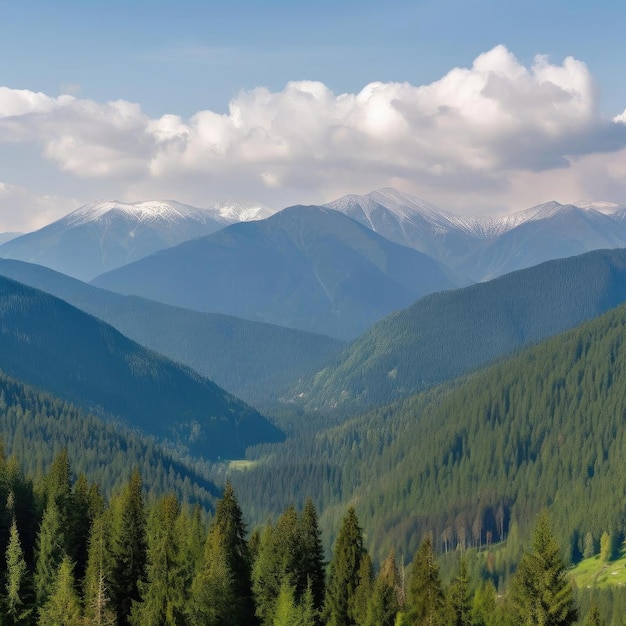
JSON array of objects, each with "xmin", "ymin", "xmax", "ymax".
[{"xmin": 1, "ymin": 187, "xmax": 625, "ymax": 624}]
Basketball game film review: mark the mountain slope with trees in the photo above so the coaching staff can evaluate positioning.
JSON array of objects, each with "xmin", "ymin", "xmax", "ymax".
[
  {"xmin": 91, "ymin": 205, "xmax": 457, "ymax": 339},
  {"xmin": 296, "ymin": 248, "xmax": 626, "ymax": 412},
  {"xmin": 0, "ymin": 259, "xmax": 345, "ymax": 405},
  {"xmin": 0, "ymin": 275, "xmax": 282, "ymax": 459},
  {"xmin": 230, "ymin": 302, "xmax": 626, "ymax": 568}
]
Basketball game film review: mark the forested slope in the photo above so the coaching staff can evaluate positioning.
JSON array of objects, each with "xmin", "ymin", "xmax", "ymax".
[
  {"xmin": 297, "ymin": 247, "xmax": 626, "ymax": 411},
  {"xmin": 0, "ymin": 259, "xmax": 345, "ymax": 404},
  {"xmin": 0, "ymin": 275, "xmax": 282, "ymax": 459},
  {"xmin": 232, "ymin": 302, "xmax": 626, "ymax": 563},
  {"xmin": 0, "ymin": 370, "xmax": 218, "ymax": 507}
]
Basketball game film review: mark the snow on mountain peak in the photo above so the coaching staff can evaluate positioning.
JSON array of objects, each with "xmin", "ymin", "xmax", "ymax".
[
  {"xmin": 66, "ymin": 200, "xmax": 214, "ymax": 227},
  {"xmin": 210, "ymin": 198, "xmax": 276, "ymax": 222}
]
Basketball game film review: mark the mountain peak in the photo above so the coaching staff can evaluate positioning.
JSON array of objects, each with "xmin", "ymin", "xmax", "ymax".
[
  {"xmin": 65, "ymin": 199, "xmax": 216, "ymax": 227},
  {"xmin": 210, "ymin": 198, "xmax": 276, "ymax": 222}
]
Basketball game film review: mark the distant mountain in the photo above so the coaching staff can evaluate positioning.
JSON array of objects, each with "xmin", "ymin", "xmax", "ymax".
[
  {"xmin": 0, "ymin": 198, "xmax": 274, "ymax": 281},
  {"xmin": 295, "ymin": 248, "xmax": 626, "ymax": 411},
  {"xmin": 325, "ymin": 189, "xmax": 626, "ymax": 280},
  {"xmin": 0, "ymin": 275, "xmax": 282, "ymax": 459},
  {"xmin": 0, "ymin": 259, "xmax": 345, "ymax": 405},
  {"xmin": 91, "ymin": 205, "xmax": 457, "ymax": 339},
  {"xmin": 0, "ymin": 232, "xmax": 21, "ymax": 245},
  {"xmin": 465, "ymin": 203, "xmax": 626, "ymax": 280}
]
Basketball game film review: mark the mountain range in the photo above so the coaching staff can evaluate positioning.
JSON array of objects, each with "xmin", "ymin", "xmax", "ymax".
[
  {"xmin": 326, "ymin": 188, "xmax": 626, "ymax": 281},
  {"xmin": 91, "ymin": 204, "xmax": 457, "ymax": 339},
  {"xmin": 0, "ymin": 275, "xmax": 282, "ymax": 458},
  {"xmin": 0, "ymin": 258, "xmax": 345, "ymax": 405},
  {"xmin": 294, "ymin": 247, "xmax": 626, "ymax": 411},
  {"xmin": 0, "ymin": 198, "xmax": 274, "ymax": 281}
]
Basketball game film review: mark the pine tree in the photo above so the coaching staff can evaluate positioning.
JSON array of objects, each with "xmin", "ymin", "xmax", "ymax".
[
  {"xmin": 130, "ymin": 493, "xmax": 187, "ymax": 626},
  {"xmin": 83, "ymin": 512, "xmax": 115, "ymax": 626},
  {"xmin": 406, "ymin": 534, "xmax": 445, "ymax": 626},
  {"xmin": 34, "ymin": 499, "xmax": 65, "ymax": 607},
  {"xmin": 324, "ymin": 506, "xmax": 365, "ymax": 626},
  {"xmin": 38, "ymin": 556, "xmax": 83, "ymax": 626},
  {"xmin": 298, "ymin": 498, "xmax": 325, "ymax": 613},
  {"xmin": 448, "ymin": 556, "xmax": 471, "ymax": 626},
  {"xmin": 210, "ymin": 481, "xmax": 255, "ymax": 624},
  {"xmin": 4, "ymin": 513, "xmax": 33, "ymax": 625},
  {"xmin": 366, "ymin": 549, "xmax": 401, "ymax": 626},
  {"xmin": 187, "ymin": 524, "xmax": 235, "ymax": 626},
  {"xmin": 510, "ymin": 510, "xmax": 577, "ymax": 625},
  {"xmin": 109, "ymin": 469, "xmax": 147, "ymax": 625}
]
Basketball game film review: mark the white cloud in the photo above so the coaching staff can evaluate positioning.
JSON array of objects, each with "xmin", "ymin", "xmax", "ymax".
[
  {"xmin": 0, "ymin": 182, "xmax": 80, "ymax": 232},
  {"xmin": 0, "ymin": 44, "xmax": 625, "ymax": 218}
]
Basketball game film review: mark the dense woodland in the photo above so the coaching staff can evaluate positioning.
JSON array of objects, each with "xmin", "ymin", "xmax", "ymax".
[
  {"xmin": 228, "ymin": 303, "xmax": 626, "ymax": 580},
  {"xmin": 0, "ymin": 448, "xmax": 608, "ymax": 625}
]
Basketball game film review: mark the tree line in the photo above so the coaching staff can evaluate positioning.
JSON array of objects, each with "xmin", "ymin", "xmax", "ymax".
[{"xmin": 0, "ymin": 447, "xmax": 589, "ymax": 625}]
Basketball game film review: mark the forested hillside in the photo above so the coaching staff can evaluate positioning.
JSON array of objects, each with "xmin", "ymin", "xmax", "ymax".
[
  {"xmin": 230, "ymin": 302, "xmax": 626, "ymax": 571},
  {"xmin": 297, "ymin": 247, "xmax": 626, "ymax": 411},
  {"xmin": 0, "ymin": 259, "xmax": 345, "ymax": 405},
  {"xmin": 0, "ymin": 370, "xmax": 218, "ymax": 507},
  {"xmin": 0, "ymin": 447, "xmax": 594, "ymax": 625},
  {"xmin": 0, "ymin": 275, "xmax": 282, "ymax": 459}
]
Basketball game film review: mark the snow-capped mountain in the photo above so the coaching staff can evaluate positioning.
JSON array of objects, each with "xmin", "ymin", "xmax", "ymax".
[
  {"xmin": 325, "ymin": 189, "xmax": 626, "ymax": 281},
  {"xmin": 0, "ymin": 198, "xmax": 275, "ymax": 281},
  {"xmin": 210, "ymin": 198, "xmax": 275, "ymax": 222}
]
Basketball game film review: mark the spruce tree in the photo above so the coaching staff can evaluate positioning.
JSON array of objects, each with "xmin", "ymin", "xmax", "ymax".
[
  {"xmin": 109, "ymin": 469, "xmax": 147, "ymax": 625},
  {"xmin": 324, "ymin": 506, "xmax": 365, "ymax": 626},
  {"xmin": 38, "ymin": 556, "xmax": 83, "ymax": 626},
  {"xmin": 406, "ymin": 534, "xmax": 445, "ymax": 626},
  {"xmin": 83, "ymin": 512, "xmax": 115, "ymax": 626},
  {"xmin": 448, "ymin": 556, "xmax": 471, "ymax": 626},
  {"xmin": 210, "ymin": 481, "xmax": 255, "ymax": 624},
  {"xmin": 4, "ymin": 513, "xmax": 33, "ymax": 625},
  {"xmin": 34, "ymin": 499, "xmax": 65, "ymax": 607},
  {"xmin": 130, "ymin": 494, "xmax": 187, "ymax": 626},
  {"xmin": 187, "ymin": 524, "xmax": 235, "ymax": 626},
  {"xmin": 298, "ymin": 498, "xmax": 325, "ymax": 613},
  {"xmin": 510, "ymin": 510, "xmax": 577, "ymax": 625},
  {"xmin": 366, "ymin": 549, "xmax": 401, "ymax": 626}
]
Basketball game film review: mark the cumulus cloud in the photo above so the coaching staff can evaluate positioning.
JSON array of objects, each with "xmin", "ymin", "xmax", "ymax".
[
  {"xmin": 0, "ymin": 182, "xmax": 80, "ymax": 232},
  {"xmin": 1, "ymin": 44, "xmax": 625, "ymax": 216}
]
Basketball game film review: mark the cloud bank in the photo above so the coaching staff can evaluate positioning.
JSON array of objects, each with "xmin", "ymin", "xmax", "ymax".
[{"xmin": 2, "ymin": 45, "xmax": 626, "ymax": 230}]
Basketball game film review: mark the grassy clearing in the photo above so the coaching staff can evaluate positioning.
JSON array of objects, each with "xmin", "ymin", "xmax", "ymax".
[
  {"xmin": 227, "ymin": 459, "xmax": 259, "ymax": 471},
  {"xmin": 571, "ymin": 553, "xmax": 626, "ymax": 589}
]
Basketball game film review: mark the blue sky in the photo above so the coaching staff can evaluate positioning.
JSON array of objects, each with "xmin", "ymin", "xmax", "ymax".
[{"xmin": 2, "ymin": 0, "xmax": 626, "ymax": 230}]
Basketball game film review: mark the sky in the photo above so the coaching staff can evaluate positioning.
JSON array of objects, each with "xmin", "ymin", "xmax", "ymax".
[{"xmin": 2, "ymin": 0, "xmax": 626, "ymax": 231}]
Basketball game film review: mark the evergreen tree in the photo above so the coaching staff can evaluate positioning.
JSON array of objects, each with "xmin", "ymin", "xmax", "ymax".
[
  {"xmin": 406, "ymin": 534, "xmax": 445, "ymax": 626},
  {"xmin": 130, "ymin": 494, "xmax": 187, "ymax": 626},
  {"xmin": 187, "ymin": 524, "xmax": 235, "ymax": 626},
  {"xmin": 210, "ymin": 481, "xmax": 255, "ymax": 624},
  {"xmin": 448, "ymin": 556, "xmax": 471, "ymax": 626},
  {"xmin": 83, "ymin": 512, "xmax": 115, "ymax": 626},
  {"xmin": 510, "ymin": 510, "xmax": 577, "ymax": 625},
  {"xmin": 109, "ymin": 469, "xmax": 147, "ymax": 625},
  {"xmin": 366, "ymin": 549, "xmax": 401, "ymax": 626},
  {"xmin": 298, "ymin": 498, "xmax": 325, "ymax": 613},
  {"xmin": 4, "ymin": 513, "xmax": 33, "ymax": 625},
  {"xmin": 324, "ymin": 506, "xmax": 365, "ymax": 626},
  {"xmin": 38, "ymin": 556, "xmax": 82, "ymax": 626},
  {"xmin": 34, "ymin": 499, "xmax": 65, "ymax": 607},
  {"xmin": 273, "ymin": 580, "xmax": 301, "ymax": 626}
]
